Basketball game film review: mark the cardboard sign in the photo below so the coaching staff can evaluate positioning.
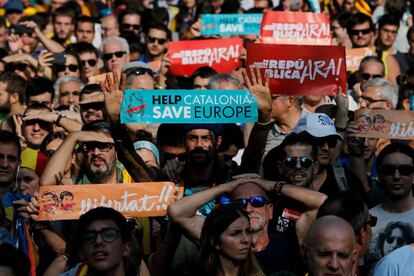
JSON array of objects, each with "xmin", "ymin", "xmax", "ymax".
[
  {"xmin": 88, "ymin": 72, "xmax": 114, "ymax": 85},
  {"xmin": 36, "ymin": 182, "xmax": 183, "ymax": 221},
  {"xmin": 260, "ymin": 11, "xmax": 332, "ymax": 45},
  {"xmin": 246, "ymin": 43, "xmax": 346, "ymax": 96},
  {"xmin": 120, "ymin": 89, "xmax": 258, "ymax": 124},
  {"xmin": 353, "ymin": 109, "xmax": 414, "ymax": 140},
  {"xmin": 168, "ymin": 38, "xmax": 242, "ymax": 76},
  {"xmin": 345, "ymin": 47, "xmax": 374, "ymax": 72},
  {"xmin": 201, "ymin": 14, "xmax": 262, "ymax": 35}
]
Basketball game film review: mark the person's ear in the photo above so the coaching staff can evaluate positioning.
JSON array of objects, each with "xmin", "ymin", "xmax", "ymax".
[
  {"xmin": 313, "ymin": 161, "xmax": 319, "ymax": 176},
  {"xmin": 216, "ymin": 135, "xmax": 222, "ymax": 148},
  {"xmin": 267, "ymin": 203, "xmax": 273, "ymax": 220},
  {"xmin": 402, "ymin": 98, "xmax": 410, "ymax": 110},
  {"xmin": 123, "ymin": 241, "xmax": 132, "ymax": 257},
  {"xmin": 9, "ymin": 92, "xmax": 19, "ymax": 105},
  {"xmin": 277, "ymin": 160, "xmax": 283, "ymax": 173},
  {"xmin": 384, "ymin": 101, "xmax": 393, "ymax": 109},
  {"xmin": 357, "ymin": 227, "xmax": 366, "ymax": 248}
]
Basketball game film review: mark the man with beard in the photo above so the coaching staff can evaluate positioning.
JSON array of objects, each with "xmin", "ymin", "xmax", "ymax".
[
  {"xmin": 0, "ymin": 72, "xmax": 26, "ymax": 123},
  {"xmin": 41, "ymin": 121, "xmax": 127, "ymax": 185},
  {"xmin": 139, "ymin": 23, "xmax": 169, "ymax": 64},
  {"xmin": 78, "ymin": 84, "xmax": 106, "ymax": 124},
  {"xmin": 0, "ymin": 130, "xmax": 21, "ymax": 198}
]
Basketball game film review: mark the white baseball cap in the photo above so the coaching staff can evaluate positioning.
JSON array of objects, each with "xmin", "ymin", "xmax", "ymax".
[{"xmin": 293, "ymin": 113, "xmax": 343, "ymax": 140}]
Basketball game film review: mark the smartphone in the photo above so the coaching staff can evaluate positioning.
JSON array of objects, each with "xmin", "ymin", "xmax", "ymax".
[
  {"xmin": 410, "ymin": 95, "xmax": 414, "ymax": 111},
  {"xmin": 52, "ymin": 52, "xmax": 66, "ymax": 65},
  {"xmin": 13, "ymin": 25, "xmax": 34, "ymax": 35}
]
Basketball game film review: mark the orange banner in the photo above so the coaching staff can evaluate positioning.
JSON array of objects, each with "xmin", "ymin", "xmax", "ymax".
[
  {"xmin": 36, "ymin": 182, "xmax": 183, "ymax": 221},
  {"xmin": 345, "ymin": 47, "xmax": 374, "ymax": 72},
  {"xmin": 354, "ymin": 109, "xmax": 414, "ymax": 140},
  {"xmin": 260, "ymin": 11, "xmax": 332, "ymax": 45}
]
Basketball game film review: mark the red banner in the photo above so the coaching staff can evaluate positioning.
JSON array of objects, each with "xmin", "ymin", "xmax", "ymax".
[
  {"xmin": 260, "ymin": 11, "xmax": 332, "ymax": 45},
  {"xmin": 246, "ymin": 43, "xmax": 346, "ymax": 96},
  {"xmin": 168, "ymin": 38, "xmax": 242, "ymax": 76}
]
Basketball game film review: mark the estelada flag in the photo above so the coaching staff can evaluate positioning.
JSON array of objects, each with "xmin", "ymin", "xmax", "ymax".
[
  {"xmin": 246, "ymin": 43, "xmax": 346, "ymax": 96},
  {"xmin": 260, "ymin": 11, "xmax": 332, "ymax": 45},
  {"xmin": 168, "ymin": 38, "xmax": 242, "ymax": 77}
]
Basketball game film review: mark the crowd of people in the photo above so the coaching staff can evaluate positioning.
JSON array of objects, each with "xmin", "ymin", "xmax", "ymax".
[{"xmin": 0, "ymin": 0, "xmax": 414, "ymax": 275}]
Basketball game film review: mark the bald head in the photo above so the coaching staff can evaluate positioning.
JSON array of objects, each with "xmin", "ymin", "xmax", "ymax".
[
  {"xmin": 304, "ymin": 216, "xmax": 356, "ymax": 276},
  {"xmin": 230, "ymin": 182, "xmax": 268, "ymax": 200}
]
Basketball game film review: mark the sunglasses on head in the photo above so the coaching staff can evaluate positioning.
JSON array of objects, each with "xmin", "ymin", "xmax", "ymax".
[
  {"xmin": 82, "ymin": 142, "xmax": 115, "ymax": 153},
  {"xmin": 125, "ymin": 67, "xmax": 155, "ymax": 77},
  {"xmin": 349, "ymin": 28, "xmax": 372, "ymax": 36},
  {"xmin": 82, "ymin": 227, "xmax": 121, "ymax": 244},
  {"xmin": 103, "ymin": 51, "xmax": 126, "ymax": 61},
  {"xmin": 316, "ymin": 136, "xmax": 338, "ymax": 148},
  {"xmin": 148, "ymin": 35, "xmax": 167, "ymax": 45},
  {"xmin": 122, "ymin": 23, "xmax": 141, "ymax": 31},
  {"xmin": 232, "ymin": 196, "xmax": 269, "ymax": 208},
  {"xmin": 380, "ymin": 164, "xmax": 414, "ymax": 176},
  {"xmin": 360, "ymin": 73, "xmax": 383, "ymax": 81},
  {"xmin": 81, "ymin": 59, "xmax": 97, "ymax": 67},
  {"xmin": 56, "ymin": 64, "xmax": 79, "ymax": 72}
]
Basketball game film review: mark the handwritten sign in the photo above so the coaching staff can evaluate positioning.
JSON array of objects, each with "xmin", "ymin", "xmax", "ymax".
[
  {"xmin": 201, "ymin": 14, "xmax": 262, "ymax": 35},
  {"xmin": 345, "ymin": 47, "xmax": 374, "ymax": 72},
  {"xmin": 354, "ymin": 109, "xmax": 414, "ymax": 140},
  {"xmin": 168, "ymin": 38, "xmax": 242, "ymax": 76},
  {"xmin": 120, "ymin": 89, "xmax": 258, "ymax": 124},
  {"xmin": 246, "ymin": 43, "xmax": 346, "ymax": 96},
  {"xmin": 260, "ymin": 11, "xmax": 332, "ymax": 45},
  {"xmin": 36, "ymin": 182, "xmax": 183, "ymax": 221}
]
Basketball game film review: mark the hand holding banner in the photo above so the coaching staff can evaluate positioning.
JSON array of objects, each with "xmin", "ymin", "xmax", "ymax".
[
  {"xmin": 120, "ymin": 89, "xmax": 258, "ymax": 124},
  {"xmin": 246, "ymin": 43, "xmax": 346, "ymax": 96},
  {"xmin": 36, "ymin": 182, "xmax": 183, "ymax": 221},
  {"xmin": 201, "ymin": 14, "xmax": 262, "ymax": 35},
  {"xmin": 260, "ymin": 11, "xmax": 332, "ymax": 45},
  {"xmin": 168, "ymin": 38, "xmax": 242, "ymax": 76},
  {"xmin": 353, "ymin": 109, "xmax": 414, "ymax": 140}
]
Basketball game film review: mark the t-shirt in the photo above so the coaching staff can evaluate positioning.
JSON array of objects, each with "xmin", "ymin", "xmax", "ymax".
[
  {"xmin": 373, "ymin": 245, "xmax": 414, "ymax": 276},
  {"xmin": 366, "ymin": 205, "xmax": 414, "ymax": 271}
]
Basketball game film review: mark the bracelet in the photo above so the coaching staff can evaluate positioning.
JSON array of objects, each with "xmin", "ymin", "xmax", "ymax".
[
  {"xmin": 273, "ymin": 181, "xmax": 286, "ymax": 196},
  {"xmin": 336, "ymin": 126, "xmax": 346, "ymax": 132},
  {"xmin": 55, "ymin": 113, "xmax": 65, "ymax": 126}
]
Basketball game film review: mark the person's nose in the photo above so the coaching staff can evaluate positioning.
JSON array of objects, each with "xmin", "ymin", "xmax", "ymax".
[
  {"xmin": 33, "ymin": 122, "xmax": 41, "ymax": 131},
  {"xmin": 241, "ymin": 231, "xmax": 249, "ymax": 244},
  {"xmin": 320, "ymin": 142, "xmax": 330, "ymax": 151},
  {"xmin": 327, "ymin": 255, "xmax": 339, "ymax": 271},
  {"xmin": 359, "ymin": 98, "xmax": 367, "ymax": 108},
  {"xmin": 0, "ymin": 156, "xmax": 8, "ymax": 168},
  {"xmin": 393, "ymin": 168, "xmax": 401, "ymax": 179},
  {"xmin": 245, "ymin": 201, "xmax": 254, "ymax": 213},
  {"xmin": 95, "ymin": 232, "xmax": 104, "ymax": 244},
  {"xmin": 195, "ymin": 137, "xmax": 203, "ymax": 147}
]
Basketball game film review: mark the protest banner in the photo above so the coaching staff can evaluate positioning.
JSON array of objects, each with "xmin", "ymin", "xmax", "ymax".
[
  {"xmin": 345, "ymin": 47, "xmax": 374, "ymax": 72},
  {"xmin": 200, "ymin": 14, "xmax": 262, "ymax": 35},
  {"xmin": 120, "ymin": 89, "xmax": 258, "ymax": 124},
  {"xmin": 246, "ymin": 43, "xmax": 346, "ymax": 96},
  {"xmin": 168, "ymin": 38, "xmax": 242, "ymax": 76},
  {"xmin": 260, "ymin": 11, "xmax": 332, "ymax": 45},
  {"xmin": 36, "ymin": 182, "xmax": 183, "ymax": 221},
  {"xmin": 88, "ymin": 72, "xmax": 113, "ymax": 85},
  {"xmin": 353, "ymin": 109, "xmax": 414, "ymax": 140}
]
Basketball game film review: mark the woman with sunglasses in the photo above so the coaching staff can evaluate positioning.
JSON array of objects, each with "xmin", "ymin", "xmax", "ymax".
[{"xmin": 54, "ymin": 50, "xmax": 82, "ymax": 80}]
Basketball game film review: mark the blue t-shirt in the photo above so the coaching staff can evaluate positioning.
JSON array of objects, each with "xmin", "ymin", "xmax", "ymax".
[{"xmin": 374, "ymin": 245, "xmax": 414, "ymax": 276}]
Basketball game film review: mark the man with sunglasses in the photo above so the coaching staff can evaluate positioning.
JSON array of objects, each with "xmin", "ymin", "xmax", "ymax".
[
  {"xmin": 365, "ymin": 143, "xmax": 414, "ymax": 270},
  {"xmin": 21, "ymin": 103, "xmax": 53, "ymax": 150},
  {"xmin": 102, "ymin": 36, "xmax": 130, "ymax": 75},
  {"xmin": 70, "ymin": 42, "xmax": 100, "ymax": 80},
  {"xmin": 140, "ymin": 23, "xmax": 169, "ymax": 64},
  {"xmin": 119, "ymin": 10, "xmax": 142, "ymax": 37},
  {"xmin": 79, "ymin": 84, "xmax": 106, "ymax": 124},
  {"xmin": 123, "ymin": 61, "xmax": 155, "ymax": 90}
]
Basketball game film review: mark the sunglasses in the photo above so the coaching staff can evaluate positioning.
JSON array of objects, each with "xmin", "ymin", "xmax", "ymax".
[
  {"xmin": 125, "ymin": 67, "xmax": 155, "ymax": 77},
  {"xmin": 82, "ymin": 142, "xmax": 115, "ymax": 153},
  {"xmin": 360, "ymin": 73, "xmax": 383, "ymax": 81},
  {"xmin": 56, "ymin": 64, "xmax": 79, "ymax": 72},
  {"xmin": 148, "ymin": 35, "xmax": 167, "ymax": 45},
  {"xmin": 6, "ymin": 62, "xmax": 28, "ymax": 71},
  {"xmin": 385, "ymin": 236, "xmax": 405, "ymax": 245},
  {"xmin": 103, "ymin": 51, "xmax": 126, "ymax": 61},
  {"xmin": 163, "ymin": 152, "xmax": 186, "ymax": 162},
  {"xmin": 316, "ymin": 136, "xmax": 338, "ymax": 148},
  {"xmin": 232, "ymin": 196, "xmax": 269, "ymax": 208},
  {"xmin": 349, "ymin": 28, "xmax": 372, "ymax": 36},
  {"xmin": 380, "ymin": 164, "xmax": 414, "ymax": 176},
  {"xmin": 284, "ymin": 156, "xmax": 314, "ymax": 169},
  {"xmin": 81, "ymin": 59, "xmax": 97, "ymax": 67},
  {"xmin": 24, "ymin": 119, "xmax": 52, "ymax": 128},
  {"xmin": 82, "ymin": 227, "xmax": 121, "ymax": 244},
  {"xmin": 80, "ymin": 101, "xmax": 104, "ymax": 111},
  {"xmin": 366, "ymin": 215, "xmax": 377, "ymax": 227},
  {"xmin": 122, "ymin": 23, "xmax": 141, "ymax": 31}
]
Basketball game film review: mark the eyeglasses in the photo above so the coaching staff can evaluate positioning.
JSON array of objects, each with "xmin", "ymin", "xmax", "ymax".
[
  {"xmin": 284, "ymin": 156, "xmax": 314, "ymax": 169},
  {"xmin": 366, "ymin": 215, "xmax": 377, "ymax": 227},
  {"xmin": 385, "ymin": 236, "xmax": 405, "ymax": 245},
  {"xmin": 232, "ymin": 196, "xmax": 269, "ymax": 208},
  {"xmin": 148, "ymin": 35, "xmax": 167, "ymax": 45},
  {"xmin": 103, "ymin": 51, "xmax": 126, "ymax": 61},
  {"xmin": 82, "ymin": 142, "xmax": 115, "ymax": 153},
  {"xmin": 380, "ymin": 164, "xmax": 414, "ymax": 176},
  {"xmin": 359, "ymin": 95, "xmax": 388, "ymax": 105},
  {"xmin": 124, "ymin": 67, "xmax": 155, "ymax": 77},
  {"xmin": 349, "ymin": 28, "xmax": 372, "ymax": 36},
  {"xmin": 163, "ymin": 152, "xmax": 186, "ymax": 162},
  {"xmin": 56, "ymin": 64, "xmax": 79, "ymax": 72},
  {"xmin": 82, "ymin": 227, "xmax": 121, "ymax": 244},
  {"xmin": 81, "ymin": 59, "xmax": 97, "ymax": 67},
  {"xmin": 122, "ymin": 23, "xmax": 141, "ymax": 31},
  {"xmin": 316, "ymin": 136, "xmax": 338, "ymax": 148},
  {"xmin": 360, "ymin": 73, "xmax": 383, "ymax": 81}
]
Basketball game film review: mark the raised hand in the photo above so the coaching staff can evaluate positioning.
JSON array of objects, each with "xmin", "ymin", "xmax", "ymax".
[{"xmin": 100, "ymin": 71, "xmax": 126, "ymax": 123}]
